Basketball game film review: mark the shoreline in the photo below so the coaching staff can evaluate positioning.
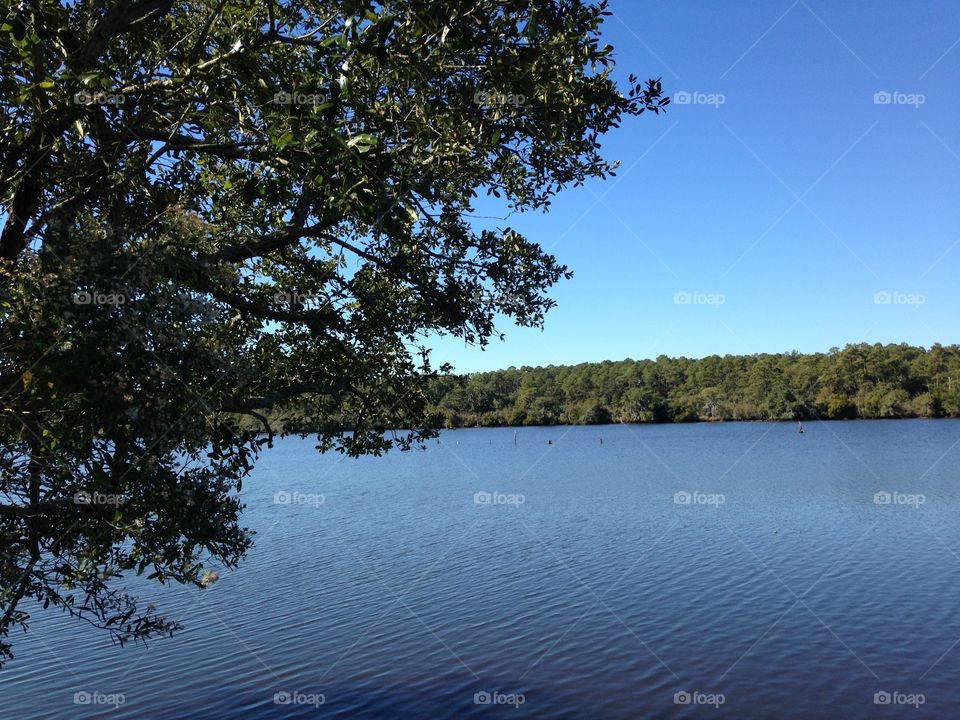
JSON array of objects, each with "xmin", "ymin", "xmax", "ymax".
[{"xmin": 439, "ymin": 415, "xmax": 958, "ymax": 429}]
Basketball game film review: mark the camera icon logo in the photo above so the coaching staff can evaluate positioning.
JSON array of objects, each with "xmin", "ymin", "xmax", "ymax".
[
  {"xmin": 874, "ymin": 691, "xmax": 892, "ymax": 704},
  {"xmin": 674, "ymin": 690, "xmax": 692, "ymax": 704},
  {"xmin": 674, "ymin": 491, "xmax": 692, "ymax": 505},
  {"xmin": 474, "ymin": 491, "xmax": 492, "ymax": 506},
  {"xmin": 273, "ymin": 491, "xmax": 292, "ymax": 504},
  {"xmin": 273, "ymin": 691, "xmax": 292, "ymax": 704},
  {"xmin": 873, "ymin": 91, "xmax": 892, "ymax": 105},
  {"xmin": 474, "ymin": 691, "xmax": 492, "ymax": 705},
  {"xmin": 874, "ymin": 491, "xmax": 892, "ymax": 505},
  {"xmin": 73, "ymin": 691, "xmax": 92, "ymax": 705},
  {"xmin": 674, "ymin": 91, "xmax": 691, "ymax": 105}
]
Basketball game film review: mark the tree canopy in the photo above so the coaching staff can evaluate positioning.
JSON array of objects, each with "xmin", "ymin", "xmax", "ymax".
[
  {"xmin": 423, "ymin": 343, "xmax": 960, "ymax": 427},
  {"xmin": 0, "ymin": 1, "xmax": 666, "ymax": 664}
]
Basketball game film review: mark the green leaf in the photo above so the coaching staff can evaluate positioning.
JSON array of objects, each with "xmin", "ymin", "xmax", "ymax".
[
  {"xmin": 8, "ymin": 16, "xmax": 26, "ymax": 42},
  {"xmin": 346, "ymin": 133, "xmax": 377, "ymax": 153}
]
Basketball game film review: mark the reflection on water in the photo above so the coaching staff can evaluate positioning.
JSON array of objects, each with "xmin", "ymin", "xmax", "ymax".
[{"xmin": 3, "ymin": 419, "xmax": 960, "ymax": 718}]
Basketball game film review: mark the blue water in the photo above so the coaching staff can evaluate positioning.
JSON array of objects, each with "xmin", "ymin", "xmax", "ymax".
[{"xmin": 3, "ymin": 419, "xmax": 960, "ymax": 718}]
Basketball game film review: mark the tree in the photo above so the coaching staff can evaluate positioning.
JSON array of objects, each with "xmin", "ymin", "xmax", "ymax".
[
  {"xmin": 427, "ymin": 343, "xmax": 960, "ymax": 427},
  {"xmin": 579, "ymin": 400, "xmax": 611, "ymax": 424},
  {"xmin": 0, "ymin": 0, "xmax": 667, "ymax": 664}
]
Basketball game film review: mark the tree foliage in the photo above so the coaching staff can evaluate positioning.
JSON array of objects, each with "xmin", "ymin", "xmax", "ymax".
[
  {"xmin": 427, "ymin": 344, "xmax": 960, "ymax": 427},
  {"xmin": 0, "ymin": 0, "xmax": 666, "ymax": 664}
]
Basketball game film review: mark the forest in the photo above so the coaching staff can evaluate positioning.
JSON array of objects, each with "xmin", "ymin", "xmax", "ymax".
[{"xmin": 423, "ymin": 343, "xmax": 960, "ymax": 427}]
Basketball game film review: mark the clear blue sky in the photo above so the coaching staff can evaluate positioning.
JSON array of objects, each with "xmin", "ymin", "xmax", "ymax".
[{"xmin": 433, "ymin": 0, "xmax": 960, "ymax": 373}]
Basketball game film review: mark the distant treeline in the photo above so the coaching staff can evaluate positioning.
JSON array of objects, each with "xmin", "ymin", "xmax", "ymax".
[{"xmin": 425, "ymin": 343, "xmax": 960, "ymax": 427}]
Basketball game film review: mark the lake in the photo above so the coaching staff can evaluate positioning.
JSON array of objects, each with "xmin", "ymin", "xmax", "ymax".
[{"xmin": 3, "ymin": 419, "xmax": 960, "ymax": 718}]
